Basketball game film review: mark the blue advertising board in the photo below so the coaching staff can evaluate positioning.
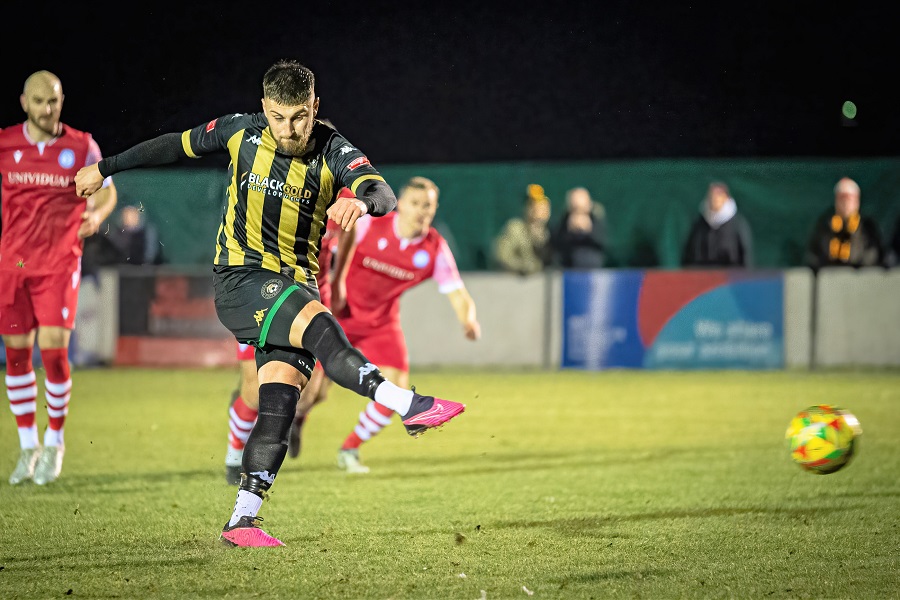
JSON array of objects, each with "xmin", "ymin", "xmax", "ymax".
[{"xmin": 562, "ymin": 270, "xmax": 784, "ymax": 370}]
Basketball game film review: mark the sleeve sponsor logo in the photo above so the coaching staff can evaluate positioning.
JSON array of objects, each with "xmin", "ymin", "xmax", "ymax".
[
  {"xmin": 348, "ymin": 156, "xmax": 371, "ymax": 171},
  {"xmin": 206, "ymin": 119, "xmax": 218, "ymax": 133}
]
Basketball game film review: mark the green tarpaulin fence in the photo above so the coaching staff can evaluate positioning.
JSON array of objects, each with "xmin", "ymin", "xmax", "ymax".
[{"xmin": 108, "ymin": 157, "xmax": 900, "ymax": 271}]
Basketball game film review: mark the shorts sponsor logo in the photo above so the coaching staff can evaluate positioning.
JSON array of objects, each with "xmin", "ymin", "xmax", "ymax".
[
  {"xmin": 253, "ymin": 308, "xmax": 268, "ymax": 326},
  {"xmin": 347, "ymin": 156, "xmax": 370, "ymax": 171},
  {"xmin": 206, "ymin": 119, "xmax": 218, "ymax": 132},
  {"xmin": 261, "ymin": 279, "xmax": 283, "ymax": 299},
  {"xmin": 413, "ymin": 250, "xmax": 431, "ymax": 268},
  {"xmin": 58, "ymin": 149, "xmax": 75, "ymax": 169}
]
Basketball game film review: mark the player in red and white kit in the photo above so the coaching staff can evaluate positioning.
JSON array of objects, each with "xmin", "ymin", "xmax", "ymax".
[
  {"xmin": 224, "ymin": 342, "xmax": 259, "ymax": 485},
  {"xmin": 223, "ymin": 189, "xmax": 358, "ymax": 483},
  {"xmin": 295, "ymin": 176, "xmax": 480, "ymax": 473},
  {"xmin": 0, "ymin": 71, "xmax": 117, "ymax": 485}
]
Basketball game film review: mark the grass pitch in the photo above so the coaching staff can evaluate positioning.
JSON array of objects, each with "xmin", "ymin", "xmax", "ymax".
[{"xmin": 1, "ymin": 368, "xmax": 898, "ymax": 599}]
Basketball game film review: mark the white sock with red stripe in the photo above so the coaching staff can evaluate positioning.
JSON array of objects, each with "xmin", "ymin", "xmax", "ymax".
[
  {"xmin": 340, "ymin": 401, "xmax": 394, "ymax": 451},
  {"xmin": 43, "ymin": 377, "xmax": 72, "ymax": 447},
  {"xmin": 6, "ymin": 346, "xmax": 38, "ymax": 450},
  {"xmin": 40, "ymin": 348, "xmax": 71, "ymax": 447},
  {"xmin": 226, "ymin": 396, "xmax": 258, "ymax": 466}
]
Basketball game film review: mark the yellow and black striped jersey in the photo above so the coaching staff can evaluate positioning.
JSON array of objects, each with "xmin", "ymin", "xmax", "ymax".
[{"xmin": 182, "ymin": 114, "xmax": 385, "ymax": 284}]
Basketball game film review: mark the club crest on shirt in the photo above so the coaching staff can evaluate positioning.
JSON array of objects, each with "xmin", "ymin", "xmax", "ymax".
[
  {"xmin": 58, "ymin": 149, "xmax": 75, "ymax": 169},
  {"xmin": 413, "ymin": 250, "xmax": 431, "ymax": 268},
  {"xmin": 261, "ymin": 279, "xmax": 283, "ymax": 299}
]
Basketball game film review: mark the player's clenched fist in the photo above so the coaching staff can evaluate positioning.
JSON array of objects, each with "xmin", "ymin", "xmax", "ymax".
[
  {"xmin": 326, "ymin": 193, "xmax": 368, "ymax": 231},
  {"xmin": 75, "ymin": 163, "xmax": 104, "ymax": 198}
]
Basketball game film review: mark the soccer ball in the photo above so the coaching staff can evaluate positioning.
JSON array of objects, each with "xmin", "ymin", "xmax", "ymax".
[{"xmin": 785, "ymin": 404, "xmax": 862, "ymax": 474}]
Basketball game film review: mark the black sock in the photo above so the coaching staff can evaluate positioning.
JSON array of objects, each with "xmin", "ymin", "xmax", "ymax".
[
  {"xmin": 302, "ymin": 312, "xmax": 385, "ymax": 399},
  {"xmin": 241, "ymin": 383, "xmax": 298, "ymax": 496}
]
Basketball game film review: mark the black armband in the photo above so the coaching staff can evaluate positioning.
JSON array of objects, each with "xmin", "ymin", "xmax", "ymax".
[
  {"xmin": 98, "ymin": 133, "xmax": 186, "ymax": 177},
  {"xmin": 355, "ymin": 179, "xmax": 397, "ymax": 217}
]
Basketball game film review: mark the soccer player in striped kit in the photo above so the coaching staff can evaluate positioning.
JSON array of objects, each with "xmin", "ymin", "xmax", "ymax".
[
  {"xmin": 0, "ymin": 71, "xmax": 117, "ymax": 485},
  {"xmin": 224, "ymin": 190, "xmax": 357, "ymax": 484},
  {"xmin": 76, "ymin": 60, "xmax": 466, "ymax": 546}
]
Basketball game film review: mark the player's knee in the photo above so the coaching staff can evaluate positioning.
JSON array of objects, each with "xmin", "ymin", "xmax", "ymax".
[
  {"xmin": 37, "ymin": 326, "xmax": 70, "ymax": 349},
  {"xmin": 288, "ymin": 301, "xmax": 330, "ymax": 347}
]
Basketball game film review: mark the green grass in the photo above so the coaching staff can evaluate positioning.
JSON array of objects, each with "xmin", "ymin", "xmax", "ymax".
[{"xmin": 1, "ymin": 368, "xmax": 898, "ymax": 599}]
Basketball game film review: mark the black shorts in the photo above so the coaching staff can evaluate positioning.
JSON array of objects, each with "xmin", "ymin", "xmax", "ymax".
[{"xmin": 212, "ymin": 265, "xmax": 319, "ymax": 377}]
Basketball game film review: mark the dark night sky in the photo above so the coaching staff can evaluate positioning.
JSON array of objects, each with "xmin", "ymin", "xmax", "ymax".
[{"xmin": 3, "ymin": 1, "xmax": 897, "ymax": 165}]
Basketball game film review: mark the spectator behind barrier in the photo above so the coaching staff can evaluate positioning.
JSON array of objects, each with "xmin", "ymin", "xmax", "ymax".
[
  {"xmin": 108, "ymin": 204, "xmax": 165, "ymax": 266},
  {"xmin": 493, "ymin": 183, "xmax": 553, "ymax": 275},
  {"xmin": 550, "ymin": 186, "xmax": 607, "ymax": 269},
  {"xmin": 681, "ymin": 181, "xmax": 753, "ymax": 268},
  {"xmin": 805, "ymin": 177, "xmax": 883, "ymax": 271}
]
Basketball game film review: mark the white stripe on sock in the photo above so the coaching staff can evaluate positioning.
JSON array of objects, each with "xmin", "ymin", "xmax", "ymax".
[
  {"xmin": 47, "ymin": 405, "xmax": 69, "ymax": 418},
  {"xmin": 45, "ymin": 391, "xmax": 70, "ymax": 410},
  {"xmin": 10, "ymin": 400, "xmax": 37, "ymax": 416},
  {"xmin": 8, "ymin": 385, "xmax": 38, "ymax": 401},
  {"xmin": 228, "ymin": 406, "xmax": 257, "ymax": 430},
  {"xmin": 354, "ymin": 424, "xmax": 372, "ymax": 441},
  {"xmin": 359, "ymin": 412, "xmax": 380, "ymax": 433},
  {"xmin": 365, "ymin": 402, "xmax": 393, "ymax": 426},
  {"xmin": 44, "ymin": 378, "xmax": 72, "ymax": 395},
  {"xmin": 6, "ymin": 372, "xmax": 36, "ymax": 387}
]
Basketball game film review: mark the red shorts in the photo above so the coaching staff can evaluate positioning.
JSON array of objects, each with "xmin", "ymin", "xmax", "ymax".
[
  {"xmin": 318, "ymin": 280, "xmax": 331, "ymax": 311},
  {"xmin": 236, "ymin": 342, "xmax": 255, "ymax": 361},
  {"xmin": 0, "ymin": 267, "xmax": 81, "ymax": 333},
  {"xmin": 341, "ymin": 323, "xmax": 408, "ymax": 372}
]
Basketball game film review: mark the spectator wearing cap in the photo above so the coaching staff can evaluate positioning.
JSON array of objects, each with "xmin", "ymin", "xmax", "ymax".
[
  {"xmin": 805, "ymin": 177, "xmax": 884, "ymax": 271},
  {"xmin": 493, "ymin": 183, "xmax": 553, "ymax": 275},
  {"xmin": 550, "ymin": 186, "xmax": 608, "ymax": 269},
  {"xmin": 681, "ymin": 181, "xmax": 753, "ymax": 268}
]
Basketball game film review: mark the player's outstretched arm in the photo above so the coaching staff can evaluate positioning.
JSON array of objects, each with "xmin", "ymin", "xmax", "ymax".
[
  {"xmin": 447, "ymin": 287, "xmax": 481, "ymax": 341},
  {"xmin": 76, "ymin": 132, "xmax": 186, "ymax": 198}
]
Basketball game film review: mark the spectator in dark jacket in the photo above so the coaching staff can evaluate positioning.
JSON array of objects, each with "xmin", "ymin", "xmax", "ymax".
[
  {"xmin": 108, "ymin": 204, "xmax": 165, "ymax": 266},
  {"xmin": 681, "ymin": 181, "xmax": 753, "ymax": 268},
  {"xmin": 551, "ymin": 186, "xmax": 607, "ymax": 269},
  {"xmin": 805, "ymin": 177, "xmax": 883, "ymax": 271}
]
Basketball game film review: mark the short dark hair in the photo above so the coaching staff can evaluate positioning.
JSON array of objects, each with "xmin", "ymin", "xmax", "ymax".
[
  {"xmin": 401, "ymin": 176, "xmax": 440, "ymax": 198},
  {"xmin": 262, "ymin": 60, "xmax": 315, "ymax": 105}
]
